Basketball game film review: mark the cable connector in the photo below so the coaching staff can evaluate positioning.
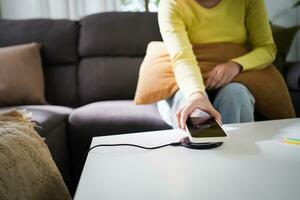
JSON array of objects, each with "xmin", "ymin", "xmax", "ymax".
[{"xmin": 169, "ymin": 142, "xmax": 181, "ymax": 147}]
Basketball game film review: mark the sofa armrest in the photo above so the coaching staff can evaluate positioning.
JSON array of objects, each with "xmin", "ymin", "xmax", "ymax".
[{"xmin": 283, "ymin": 61, "xmax": 300, "ymax": 91}]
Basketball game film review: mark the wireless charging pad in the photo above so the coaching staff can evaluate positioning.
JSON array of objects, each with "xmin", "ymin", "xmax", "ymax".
[{"xmin": 180, "ymin": 137, "xmax": 223, "ymax": 149}]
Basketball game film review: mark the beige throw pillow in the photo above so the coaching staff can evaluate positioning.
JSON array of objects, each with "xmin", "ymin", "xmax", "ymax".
[{"xmin": 0, "ymin": 43, "xmax": 46, "ymax": 106}]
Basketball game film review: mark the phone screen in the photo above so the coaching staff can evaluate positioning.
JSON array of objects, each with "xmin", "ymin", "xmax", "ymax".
[{"xmin": 186, "ymin": 117, "xmax": 227, "ymax": 138}]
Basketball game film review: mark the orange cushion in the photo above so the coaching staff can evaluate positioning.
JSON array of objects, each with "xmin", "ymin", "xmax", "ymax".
[{"xmin": 134, "ymin": 42, "xmax": 178, "ymax": 104}]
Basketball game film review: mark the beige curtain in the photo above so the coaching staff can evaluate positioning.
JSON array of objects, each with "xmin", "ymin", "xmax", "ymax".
[{"xmin": 0, "ymin": 0, "xmax": 120, "ymax": 20}]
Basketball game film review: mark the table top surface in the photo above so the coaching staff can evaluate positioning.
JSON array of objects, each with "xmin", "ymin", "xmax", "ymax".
[{"xmin": 74, "ymin": 118, "xmax": 300, "ymax": 200}]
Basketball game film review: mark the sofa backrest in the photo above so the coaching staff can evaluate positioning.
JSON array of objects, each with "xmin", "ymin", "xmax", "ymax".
[
  {"xmin": 0, "ymin": 12, "xmax": 162, "ymax": 107},
  {"xmin": 0, "ymin": 19, "xmax": 79, "ymax": 107},
  {"xmin": 78, "ymin": 12, "xmax": 162, "ymax": 105}
]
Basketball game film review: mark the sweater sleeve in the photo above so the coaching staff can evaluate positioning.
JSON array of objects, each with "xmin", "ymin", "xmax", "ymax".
[
  {"xmin": 158, "ymin": 0, "xmax": 205, "ymax": 99},
  {"xmin": 231, "ymin": 0, "xmax": 277, "ymax": 71}
]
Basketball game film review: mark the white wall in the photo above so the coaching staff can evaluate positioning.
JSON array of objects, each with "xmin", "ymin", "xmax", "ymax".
[{"xmin": 265, "ymin": 0, "xmax": 300, "ymax": 60}]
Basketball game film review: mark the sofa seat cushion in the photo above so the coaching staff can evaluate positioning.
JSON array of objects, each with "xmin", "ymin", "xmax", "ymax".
[
  {"xmin": 0, "ymin": 105, "xmax": 72, "ymax": 136},
  {"xmin": 68, "ymin": 100, "xmax": 171, "ymax": 189},
  {"xmin": 69, "ymin": 100, "xmax": 170, "ymax": 136}
]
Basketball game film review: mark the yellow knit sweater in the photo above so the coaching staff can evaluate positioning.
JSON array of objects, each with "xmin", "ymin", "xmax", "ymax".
[{"xmin": 158, "ymin": 0, "xmax": 277, "ymax": 99}]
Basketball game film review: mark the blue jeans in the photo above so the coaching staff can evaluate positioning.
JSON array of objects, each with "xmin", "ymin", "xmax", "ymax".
[{"xmin": 157, "ymin": 83, "xmax": 255, "ymax": 128}]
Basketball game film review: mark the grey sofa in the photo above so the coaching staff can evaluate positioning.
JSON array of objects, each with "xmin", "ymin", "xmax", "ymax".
[
  {"xmin": 0, "ymin": 12, "xmax": 171, "ymax": 194},
  {"xmin": 0, "ymin": 12, "xmax": 299, "ymax": 195}
]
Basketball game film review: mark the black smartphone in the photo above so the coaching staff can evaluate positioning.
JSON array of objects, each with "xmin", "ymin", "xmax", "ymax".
[{"xmin": 186, "ymin": 116, "xmax": 227, "ymax": 143}]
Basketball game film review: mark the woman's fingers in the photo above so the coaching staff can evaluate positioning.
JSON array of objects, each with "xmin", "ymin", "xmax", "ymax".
[
  {"xmin": 180, "ymin": 103, "xmax": 195, "ymax": 130},
  {"xmin": 205, "ymin": 68, "xmax": 223, "ymax": 90},
  {"xmin": 180, "ymin": 108, "xmax": 189, "ymax": 131},
  {"xmin": 204, "ymin": 74, "xmax": 213, "ymax": 89},
  {"xmin": 205, "ymin": 70, "xmax": 218, "ymax": 89},
  {"xmin": 214, "ymin": 62, "xmax": 241, "ymax": 89},
  {"xmin": 209, "ymin": 107, "xmax": 222, "ymax": 125},
  {"xmin": 209, "ymin": 69, "xmax": 223, "ymax": 89},
  {"xmin": 215, "ymin": 73, "xmax": 229, "ymax": 88},
  {"xmin": 176, "ymin": 108, "xmax": 183, "ymax": 129}
]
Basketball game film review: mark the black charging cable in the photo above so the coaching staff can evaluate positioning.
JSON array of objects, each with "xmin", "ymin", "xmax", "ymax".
[
  {"xmin": 83, "ymin": 138, "xmax": 222, "ymax": 169},
  {"xmin": 88, "ymin": 136, "xmax": 223, "ymax": 153},
  {"xmin": 88, "ymin": 142, "xmax": 181, "ymax": 153}
]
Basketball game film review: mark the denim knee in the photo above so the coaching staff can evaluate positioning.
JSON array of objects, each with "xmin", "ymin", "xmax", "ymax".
[
  {"xmin": 213, "ymin": 83, "xmax": 255, "ymax": 123},
  {"xmin": 216, "ymin": 83, "xmax": 255, "ymax": 107}
]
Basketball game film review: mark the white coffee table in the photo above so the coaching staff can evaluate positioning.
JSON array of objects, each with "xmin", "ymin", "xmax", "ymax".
[{"xmin": 74, "ymin": 119, "xmax": 300, "ymax": 200}]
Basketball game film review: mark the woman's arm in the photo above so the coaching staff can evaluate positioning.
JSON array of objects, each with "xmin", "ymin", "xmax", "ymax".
[
  {"xmin": 158, "ymin": 0, "xmax": 205, "ymax": 99},
  {"xmin": 158, "ymin": 0, "xmax": 221, "ymax": 129},
  {"xmin": 231, "ymin": 0, "xmax": 277, "ymax": 71}
]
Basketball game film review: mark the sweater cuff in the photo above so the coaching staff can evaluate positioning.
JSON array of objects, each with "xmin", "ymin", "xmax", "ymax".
[{"xmin": 231, "ymin": 57, "xmax": 252, "ymax": 71}]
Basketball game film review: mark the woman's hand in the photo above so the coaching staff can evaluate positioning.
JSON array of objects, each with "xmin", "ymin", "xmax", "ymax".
[
  {"xmin": 204, "ymin": 61, "xmax": 242, "ymax": 90},
  {"xmin": 176, "ymin": 92, "xmax": 222, "ymax": 130}
]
